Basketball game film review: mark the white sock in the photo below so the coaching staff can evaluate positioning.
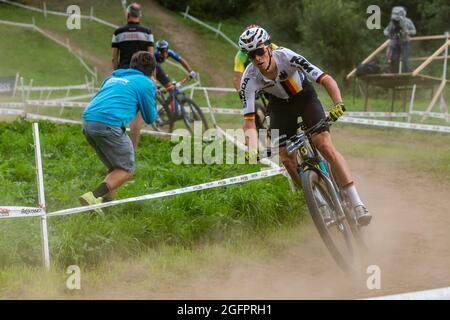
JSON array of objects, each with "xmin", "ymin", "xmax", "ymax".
[{"xmin": 344, "ymin": 184, "xmax": 364, "ymax": 208}]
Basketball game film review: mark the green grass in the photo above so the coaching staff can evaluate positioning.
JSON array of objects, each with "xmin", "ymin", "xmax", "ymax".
[
  {"xmin": 0, "ymin": 24, "xmax": 88, "ymax": 85},
  {"xmin": 0, "ymin": 119, "xmax": 305, "ymax": 270}
]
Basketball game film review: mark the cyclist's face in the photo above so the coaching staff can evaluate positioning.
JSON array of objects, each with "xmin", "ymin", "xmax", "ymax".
[
  {"xmin": 158, "ymin": 49, "xmax": 168, "ymax": 59},
  {"xmin": 249, "ymin": 45, "xmax": 269, "ymax": 70}
]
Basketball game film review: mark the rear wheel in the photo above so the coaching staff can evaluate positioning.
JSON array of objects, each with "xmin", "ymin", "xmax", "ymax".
[
  {"xmin": 301, "ymin": 169, "xmax": 355, "ymax": 273},
  {"xmin": 179, "ymin": 97, "xmax": 209, "ymax": 135}
]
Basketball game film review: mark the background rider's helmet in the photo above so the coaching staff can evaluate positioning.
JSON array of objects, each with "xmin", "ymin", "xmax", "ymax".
[
  {"xmin": 238, "ymin": 27, "xmax": 270, "ymax": 53},
  {"xmin": 156, "ymin": 40, "xmax": 170, "ymax": 51}
]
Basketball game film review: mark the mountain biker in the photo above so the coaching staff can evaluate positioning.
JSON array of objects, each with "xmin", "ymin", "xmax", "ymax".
[
  {"xmin": 238, "ymin": 27, "xmax": 372, "ymax": 226},
  {"xmin": 154, "ymin": 40, "xmax": 197, "ymax": 90},
  {"xmin": 233, "ymin": 24, "xmax": 278, "ymax": 91}
]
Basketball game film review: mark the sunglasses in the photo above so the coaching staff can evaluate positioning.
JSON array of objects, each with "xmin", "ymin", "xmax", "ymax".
[{"xmin": 247, "ymin": 47, "xmax": 266, "ymax": 60}]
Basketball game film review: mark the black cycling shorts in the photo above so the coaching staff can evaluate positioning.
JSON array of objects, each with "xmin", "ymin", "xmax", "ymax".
[
  {"xmin": 155, "ymin": 64, "xmax": 170, "ymax": 86},
  {"xmin": 268, "ymin": 83, "xmax": 329, "ymax": 147}
]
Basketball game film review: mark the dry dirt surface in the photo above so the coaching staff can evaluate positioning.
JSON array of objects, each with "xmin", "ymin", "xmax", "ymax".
[{"xmin": 86, "ymin": 152, "xmax": 450, "ymax": 299}]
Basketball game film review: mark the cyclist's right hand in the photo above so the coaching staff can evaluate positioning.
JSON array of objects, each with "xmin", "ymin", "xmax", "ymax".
[{"xmin": 329, "ymin": 102, "xmax": 346, "ymax": 122}]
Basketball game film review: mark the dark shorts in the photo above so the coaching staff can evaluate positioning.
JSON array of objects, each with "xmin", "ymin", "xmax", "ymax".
[
  {"xmin": 82, "ymin": 121, "xmax": 135, "ymax": 173},
  {"xmin": 155, "ymin": 64, "xmax": 170, "ymax": 86},
  {"xmin": 268, "ymin": 83, "xmax": 329, "ymax": 147}
]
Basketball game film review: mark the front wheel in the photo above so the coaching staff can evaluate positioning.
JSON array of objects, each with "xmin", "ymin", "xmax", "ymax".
[
  {"xmin": 301, "ymin": 169, "xmax": 355, "ymax": 273},
  {"xmin": 179, "ymin": 97, "xmax": 209, "ymax": 135}
]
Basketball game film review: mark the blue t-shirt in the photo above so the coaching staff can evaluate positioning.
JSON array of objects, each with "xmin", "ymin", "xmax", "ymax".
[{"xmin": 83, "ymin": 68, "xmax": 156, "ymax": 127}]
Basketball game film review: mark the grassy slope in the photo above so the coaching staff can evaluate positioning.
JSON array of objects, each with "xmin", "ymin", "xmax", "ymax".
[
  {"xmin": 0, "ymin": 119, "xmax": 304, "ymax": 269},
  {"xmin": 0, "ymin": 24, "xmax": 88, "ymax": 85}
]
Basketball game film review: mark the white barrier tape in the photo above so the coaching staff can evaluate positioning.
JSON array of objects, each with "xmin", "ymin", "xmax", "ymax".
[
  {"xmin": 200, "ymin": 107, "xmax": 241, "ymax": 115},
  {"xmin": 216, "ymin": 126, "xmax": 282, "ymax": 171},
  {"xmin": 24, "ymin": 113, "xmax": 185, "ymax": 137},
  {"xmin": 410, "ymin": 111, "xmax": 449, "ymax": 120},
  {"xmin": 340, "ymin": 116, "xmax": 450, "ymax": 133},
  {"xmin": 25, "ymin": 113, "xmax": 82, "ymax": 125},
  {"xmin": 0, "ymin": 206, "xmax": 44, "ymax": 219},
  {"xmin": 47, "ymin": 93, "xmax": 94, "ymax": 102},
  {"xmin": 0, "ymin": 102, "xmax": 25, "ymax": 108},
  {"xmin": 0, "ymin": 1, "xmax": 114, "ymax": 25},
  {"xmin": 26, "ymin": 100, "xmax": 87, "ymax": 108},
  {"xmin": 17, "ymin": 84, "xmax": 92, "ymax": 91},
  {"xmin": 0, "ymin": 108, "xmax": 25, "ymax": 116},
  {"xmin": 364, "ymin": 286, "xmax": 450, "ymax": 300},
  {"xmin": 47, "ymin": 167, "xmax": 286, "ymax": 218},
  {"xmin": 346, "ymin": 112, "xmax": 409, "ymax": 118},
  {"xmin": 192, "ymin": 86, "xmax": 236, "ymax": 93}
]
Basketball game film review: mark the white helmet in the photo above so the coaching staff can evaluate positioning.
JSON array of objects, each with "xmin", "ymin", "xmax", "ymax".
[{"xmin": 238, "ymin": 27, "xmax": 270, "ymax": 53}]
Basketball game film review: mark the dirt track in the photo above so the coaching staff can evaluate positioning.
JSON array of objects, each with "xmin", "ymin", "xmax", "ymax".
[{"xmin": 87, "ymin": 148, "xmax": 450, "ymax": 300}]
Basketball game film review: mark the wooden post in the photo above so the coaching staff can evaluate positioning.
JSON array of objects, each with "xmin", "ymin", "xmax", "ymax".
[
  {"xmin": 408, "ymin": 84, "xmax": 416, "ymax": 123},
  {"xmin": 421, "ymin": 80, "xmax": 446, "ymax": 121},
  {"xmin": 43, "ymin": 2, "xmax": 47, "ymax": 19},
  {"xmin": 412, "ymin": 40, "xmax": 450, "ymax": 76}
]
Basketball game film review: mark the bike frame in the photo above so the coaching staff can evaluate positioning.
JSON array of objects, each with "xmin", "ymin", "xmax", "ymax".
[{"xmin": 287, "ymin": 120, "xmax": 351, "ymax": 223}]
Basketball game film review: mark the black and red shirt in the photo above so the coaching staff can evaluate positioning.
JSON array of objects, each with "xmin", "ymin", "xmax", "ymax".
[{"xmin": 112, "ymin": 22, "xmax": 154, "ymax": 69}]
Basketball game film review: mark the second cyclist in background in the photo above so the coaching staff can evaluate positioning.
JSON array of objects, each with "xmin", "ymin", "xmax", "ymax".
[{"xmin": 154, "ymin": 40, "xmax": 197, "ymax": 90}]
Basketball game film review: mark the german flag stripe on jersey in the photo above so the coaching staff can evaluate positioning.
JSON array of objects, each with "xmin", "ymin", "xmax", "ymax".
[
  {"xmin": 280, "ymin": 76, "xmax": 301, "ymax": 96},
  {"xmin": 317, "ymin": 73, "xmax": 329, "ymax": 84}
]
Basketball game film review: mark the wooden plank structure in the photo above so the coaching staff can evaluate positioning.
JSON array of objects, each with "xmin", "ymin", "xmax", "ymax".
[{"xmin": 347, "ymin": 33, "xmax": 449, "ymax": 122}]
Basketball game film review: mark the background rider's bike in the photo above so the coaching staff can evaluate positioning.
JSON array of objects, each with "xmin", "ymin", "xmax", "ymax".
[
  {"xmin": 286, "ymin": 117, "xmax": 367, "ymax": 273},
  {"xmin": 151, "ymin": 77, "xmax": 209, "ymax": 134}
]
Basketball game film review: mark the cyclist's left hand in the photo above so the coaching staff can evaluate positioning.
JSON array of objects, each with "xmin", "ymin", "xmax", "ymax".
[
  {"xmin": 329, "ymin": 102, "xmax": 346, "ymax": 122},
  {"xmin": 188, "ymin": 70, "xmax": 197, "ymax": 80},
  {"xmin": 245, "ymin": 149, "xmax": 259, "ymax": 162}
]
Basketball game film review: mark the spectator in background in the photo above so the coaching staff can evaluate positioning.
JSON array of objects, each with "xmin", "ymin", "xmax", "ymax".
[
  {"xmin": 112, "ymin": 2, "xmax": 154, "ymax": 70},
  {"xmin": 384, "ymin": 6, "xmax": 416, "ymax": 73},
  {"xmin": 111, "ymin": 2, "xmax": 154, "ymax": 148}
]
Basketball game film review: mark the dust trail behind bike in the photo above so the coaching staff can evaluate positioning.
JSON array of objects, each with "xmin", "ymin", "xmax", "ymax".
[{"xmin": 82, "ymin": 150, "xmax": 450, "ymax": 299}]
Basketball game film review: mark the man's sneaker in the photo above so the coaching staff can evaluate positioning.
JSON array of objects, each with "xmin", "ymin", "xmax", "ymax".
[
  {"xmin": 318, "ymin": 205, "xmax": 333, "ymax": 225},
  {"xmin": 79, "ymin": 192, "xmax": 104, "ymax": 214},
  {"xmin": 354, "ymin": 205, "xmax": 372, "ymax": 226}
]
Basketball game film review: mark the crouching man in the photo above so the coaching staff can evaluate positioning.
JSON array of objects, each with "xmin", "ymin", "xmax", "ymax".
[{"xmin": 80, "ymin": 51, "xmax": 156, "ymax": 212}]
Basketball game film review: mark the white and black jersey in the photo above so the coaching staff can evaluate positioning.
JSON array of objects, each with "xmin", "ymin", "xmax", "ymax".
[
  {"xmin": 240, "ymin": 47, "xmax": 328, "ymax": 117},
  {"xmin": 112, "ymin": 22, "xmax": 154, "ymax": 69}
]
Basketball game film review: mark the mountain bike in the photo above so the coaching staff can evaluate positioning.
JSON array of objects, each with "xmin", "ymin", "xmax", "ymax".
[
  {"xmin": 286, "ymin": 117, "xmax": 367, "ymax": 273},
  {"xmin": 151, "ymin": 77, "xmax": 209, "ymax": 134}
]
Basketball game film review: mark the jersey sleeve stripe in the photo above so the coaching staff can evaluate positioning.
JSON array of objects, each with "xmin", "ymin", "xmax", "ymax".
[
  {"xmin": 317, "ymin": 73, "xmax": 329, "ymax": 84},
  {"xmin": 244, "ymin": 112, "xmax": 256, "ymax": 120}
]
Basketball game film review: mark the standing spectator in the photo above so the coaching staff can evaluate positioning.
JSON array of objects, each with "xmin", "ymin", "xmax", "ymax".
[
  {"xmin": 384, "ymin": 6, "xmax": 416, "ymax": 73},
  {"xmin": 112, "ymin": 2, "xmax": 154, "ymax": 70},
  {"xmin": 80, "ymin": 51, "xmax": 156, "ymax": 211},
  {"xmin": 111, "ymin": 2, "xmax": 154, "ymax": 148}
]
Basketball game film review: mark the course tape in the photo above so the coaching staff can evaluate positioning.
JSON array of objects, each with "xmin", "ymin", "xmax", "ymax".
[
  {"xmin": 346, "ymin": 112, "xmax": 409, "ymax": 118},
  {"xmin": 0, "ymin": 108, "xmax": 25, "ymax": 115},
  {"xmin": 47, "ymin": 167, "xmax": 286, "ymax": 218},
  {"xmin": 0, "ymin": 206, "xmax": 45, "ymax": 219},
  {"xmin": 340, "ymin": 116, "xmax": 450, "ymax": 133},
  {"xmin": 0, "ymin": 102, "xmax": 25, "ymax": 108},
  {"xmin": 364, "ymin": 286, "xmax": 450, "ymax": 300}
]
